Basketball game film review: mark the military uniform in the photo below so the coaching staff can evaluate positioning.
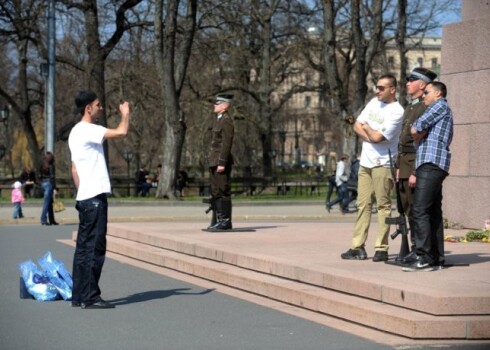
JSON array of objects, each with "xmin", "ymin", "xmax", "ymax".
[
  {"xmin": 207, "ymin": 98, "xmax": 234, "ymax": 230},
  {"xmin": 208, "ymin": 110, "xmax": 234, "ymax": 197},
  {"xmin": 396, "ymin": 98, "xmax": 426, "ymax": 245}
]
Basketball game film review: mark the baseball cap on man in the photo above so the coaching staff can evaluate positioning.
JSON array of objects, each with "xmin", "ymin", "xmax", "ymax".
[
  {"xmin": 75, "ymin": 90, "xmax": 98, "ymax": 115},
  {"xmin": 406, "ymin": 67, "xmax": 437, "ymax": 83}
]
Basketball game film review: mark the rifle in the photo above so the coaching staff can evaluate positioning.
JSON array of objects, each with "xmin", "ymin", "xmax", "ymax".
[
  {"xmin": 202, "ymin": 197, "xmax": 217, "ymax": 226},
  {"xmin": 385, "ymin": 149, "xmax": 410, "ymax": 263}
]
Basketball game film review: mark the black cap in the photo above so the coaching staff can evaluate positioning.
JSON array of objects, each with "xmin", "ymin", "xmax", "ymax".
[
  {"xmin": 406, "ymin": 67, "xmax": 437, "ymax": 83},
  {"xmin": 215, "ymin": 94, "xmax": 234, "ymax": 104},
  {"xmin": 75, "ymin": 90, "xmax": 97, "ymax": 115}
]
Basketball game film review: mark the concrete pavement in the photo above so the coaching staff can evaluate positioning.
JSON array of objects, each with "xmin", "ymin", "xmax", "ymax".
[{"xmin": 0, "ymin": 199, "xmax": 357, "ymax": 225}]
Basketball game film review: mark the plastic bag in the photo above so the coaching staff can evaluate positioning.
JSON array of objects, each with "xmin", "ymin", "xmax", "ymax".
[
  {"xmin": 38, "ymin": 251, "xmax": 72, "ymax": 300},
  {"xmin": 18, "ymin": 260, "xmax": 59, "ymax": 301},
  {"xmin": 38, "ymin": 251, "xmax": 73, "ymax": 288}
]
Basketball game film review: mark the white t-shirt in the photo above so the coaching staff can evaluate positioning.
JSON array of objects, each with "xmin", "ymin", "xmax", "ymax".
[
  {"xmin": 356, "ymin": 97, "xmax": 404, "ymax": 168},
  {"xmin": 68, "ymin": 121, "xmax": 111, "ymax": 201}
]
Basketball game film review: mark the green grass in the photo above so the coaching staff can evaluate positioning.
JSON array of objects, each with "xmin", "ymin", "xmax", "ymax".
[{"xmin": 0, "ymin": 192, "xmax": 326, "ymax": 204}]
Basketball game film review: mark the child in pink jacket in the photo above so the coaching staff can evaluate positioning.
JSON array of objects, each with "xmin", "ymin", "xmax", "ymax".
[{"xmin": 12, "ymin": 181, "xmax": 25, "ymax": 219}]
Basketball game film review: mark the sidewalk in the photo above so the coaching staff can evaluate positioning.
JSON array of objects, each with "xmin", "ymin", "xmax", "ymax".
[{"xmin": 0, "ymin": 199, "xmax": 359, "ymax": 225}]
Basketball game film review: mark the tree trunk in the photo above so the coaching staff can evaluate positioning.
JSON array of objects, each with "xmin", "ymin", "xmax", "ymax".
[
  {"xmin": 83, "ymin": 0, "xmax": 109, "ymax": 162},
  {"xmin": 154, "ymin": 0, "xmax": 197, "ymax": 198},
  {"xmin": 321, "ymin": 0, "xmax": 383, "ymax": 157},
  {"xmin": 17, "ymin": 39, "xmax": 42, "ymax": 168},
  {"xmin": 257, "ymin": 5, "xmax": 273, "ymax": 177}
]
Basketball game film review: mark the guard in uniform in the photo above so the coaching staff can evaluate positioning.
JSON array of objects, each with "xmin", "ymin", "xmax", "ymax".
[
  {"xmin": 206, "ymin": 94, "xmax": 234, "ymax": 231},
  {"xmin": 396, "ymin": 67, "xmax": 437, "ymax": 249}
]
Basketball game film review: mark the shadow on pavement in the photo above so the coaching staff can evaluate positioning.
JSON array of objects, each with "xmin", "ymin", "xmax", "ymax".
[{"xmin": 110, "ymin": 288, "xmax": 215, "ymax": 306}]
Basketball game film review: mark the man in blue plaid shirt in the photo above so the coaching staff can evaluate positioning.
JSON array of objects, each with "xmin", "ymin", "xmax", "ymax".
[{"xmin": 402, "ymin": 82, "xmax": 454, "ymax": 272}]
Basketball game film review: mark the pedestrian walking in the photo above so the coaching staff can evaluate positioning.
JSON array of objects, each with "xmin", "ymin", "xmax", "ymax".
[{"xmin": 11, "ymin": 181, "xmax": 25, "ymax": 219}]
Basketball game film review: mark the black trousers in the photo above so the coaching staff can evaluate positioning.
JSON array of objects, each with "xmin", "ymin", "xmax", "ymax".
[
  {"xmin": 72, "ymin": 194, "xmax": 108, "ymax": 304},
  {"xmin": 412, "ymin": 163, "xmax": 448, "ymax": 264}
]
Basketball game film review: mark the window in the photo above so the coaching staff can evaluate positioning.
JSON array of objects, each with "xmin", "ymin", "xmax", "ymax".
[
  {"xmin": 304, "ymin": 96, "xmax": 311, "ymax": 108},
  {"xmin": 305, "ymin": 73, "xmax": 312, "ymax": 86},
  {"xmin": 417, "ymin": 57, "xmax": 423, "ymax": 67},
  {"xmin": 431, "ymin": 58, "xmax": 438, "ymax": 69},
  {"xmin": 388, "ymin": 56, "xmax": 395, "ymax": 69}
]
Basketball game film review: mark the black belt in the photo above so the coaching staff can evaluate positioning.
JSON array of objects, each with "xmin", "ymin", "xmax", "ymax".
[{"xmin": 400, "ymin": 146, "xmax": 416, "ymax": 153}]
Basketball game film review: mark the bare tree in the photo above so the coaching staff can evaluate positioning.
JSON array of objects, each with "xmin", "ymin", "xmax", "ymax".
[
  {"xmin": 154, "ymin": 0, "xmax": 197, "ymax": 198},
  {"xmin": 0, "ymin": 0, "xmax": 47, "ymax": 172},
  {"xmin": 192, "ymin": 0, "xmax": 316, "ymax": 177},
  {"xmin": 1, "ymin": 0, "xmax": 461, "ymax": 184},
  {"xmin": 57, "ymin": 0, "xmax": 145, "ymax": 164},
  {"xmin": 318, "ymin": 0, "xmax": 384, "ymax": 156}
]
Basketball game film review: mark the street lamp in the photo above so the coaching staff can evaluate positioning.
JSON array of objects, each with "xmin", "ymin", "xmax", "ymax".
[{"xmin": 123, "ymin": 150, "xmax": 133, "ymax": 196}]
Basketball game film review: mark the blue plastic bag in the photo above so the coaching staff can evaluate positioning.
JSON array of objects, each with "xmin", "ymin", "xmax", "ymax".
[
  {"xmin": 38, "ymin": 251, "xmax": 72, "ymax": 300},
  {"xmin": 18, "ymin": 260, "xmax": 59, "ymax": 301}
]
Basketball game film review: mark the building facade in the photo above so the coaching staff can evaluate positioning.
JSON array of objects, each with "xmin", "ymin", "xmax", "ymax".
[{"xmin": 275, "ymin": 37, "xmax": 442, "ymax": 169}]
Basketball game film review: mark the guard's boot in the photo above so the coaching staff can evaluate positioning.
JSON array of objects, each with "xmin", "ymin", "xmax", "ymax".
[
  {"xmin": 208, "ymin": 198, "xmax": 232, "ymax": 231},
  {"xmin": 207, "ymin": 201, "xmax": 217, "ymax": 230},
  {"xmin": 207, "ymin": 198, "xmax": 224, "ymax": 231},
  {"xmin": 218, "ymin": 198, "xmax": 232, "ymax": 230}
]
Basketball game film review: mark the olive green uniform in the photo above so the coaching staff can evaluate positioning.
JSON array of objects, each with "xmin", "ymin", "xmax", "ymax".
[{"xmin": 396, "ymin": 97, "xmax": 426, "ymax": 229}]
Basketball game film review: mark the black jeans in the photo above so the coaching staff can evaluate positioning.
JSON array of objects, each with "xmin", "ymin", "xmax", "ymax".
[
  {"xmin": 72, "ymin": 194, "xmax": 108, "ymax": 304},
  {"xmin": 412, "ymin": 163, "xmax": 448, "ymax": 264}
]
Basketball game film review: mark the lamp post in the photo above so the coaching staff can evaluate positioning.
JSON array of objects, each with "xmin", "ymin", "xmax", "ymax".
[
  {"xmin": 0, "ymin": 105, "xmax": 9, "ymax": 162},
  {"xmin": 123, "ymin": 150, "xmax": 133, "ymax": 197}
]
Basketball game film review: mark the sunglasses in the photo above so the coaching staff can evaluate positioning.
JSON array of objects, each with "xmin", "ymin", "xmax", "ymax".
[
  {"xmin": 375, "ymin": 85, "xmax": 391, "ymax": 91},
  {"xmin": 423, "ymin": 90, "xmax": 433, "ymax": 96}
]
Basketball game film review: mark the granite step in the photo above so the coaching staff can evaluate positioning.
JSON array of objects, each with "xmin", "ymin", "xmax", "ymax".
[
  {"xmin": 103, "ymin": 226, "xmax": 490, "ymax": 316},
  {"xmin": 101, "ymin": 233, "xmax": 489, "ymax": 340}
]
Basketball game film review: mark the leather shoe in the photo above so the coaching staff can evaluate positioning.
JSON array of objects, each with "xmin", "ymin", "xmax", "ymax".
[
  {"xmin": 81, "ymin": 300, "xmax": 115, "ymax": 309},
  {"xmin": 325, "ymin": 203, "xmax": 331, "ymax": 213},
  {"xmin": 71, "ymin": 302, "xmax": 81, "ymax": 307},
  {"xmin": 372, "ymin": 251, "xmax": 388, "ymax": 262}
]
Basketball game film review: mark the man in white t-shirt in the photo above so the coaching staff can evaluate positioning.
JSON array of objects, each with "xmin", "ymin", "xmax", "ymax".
[
  {"xmin": 341, "ymin": 74, "xmax": 404, "ymax": 262},
  {"xmin": 68, "ymin": 91, "xmax": 130, "ymax": 309}
]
